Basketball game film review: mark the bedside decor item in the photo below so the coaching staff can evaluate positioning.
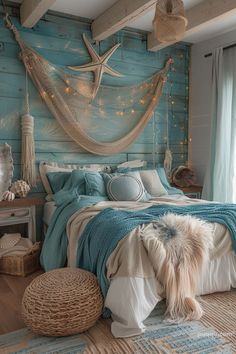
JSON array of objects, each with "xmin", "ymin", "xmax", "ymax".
[
  {"xmin": 10, "ymin": 180, "xmax": 30, "ymax": 198},
  {"xmin": 171, "ymin": 165, "xmax": 196, "ymax": 187},
  {"xmin": 21, "ymin": 268, "xmax": 103, "ymax": 336},
  {"xmin": 153, "ymin": 0, "xmax": 188, "ymax": 43},
  {"xmin": 0, "ymin": 143, "xmax": 14, "ymax": 200},
  {"xmin": 1, "ymin": 190, "xmax": 15, "ymax": 201}
]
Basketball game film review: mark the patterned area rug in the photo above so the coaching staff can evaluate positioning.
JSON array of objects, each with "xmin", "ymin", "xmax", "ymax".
[{"xmin": 0, "ymin": 291, "xmax": 235, "ymax": 354}]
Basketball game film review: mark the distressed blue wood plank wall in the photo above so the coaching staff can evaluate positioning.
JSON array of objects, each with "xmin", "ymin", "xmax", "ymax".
[{"xmin": 0, "ymin": 5, "xmax": 190, "ymax": 239}]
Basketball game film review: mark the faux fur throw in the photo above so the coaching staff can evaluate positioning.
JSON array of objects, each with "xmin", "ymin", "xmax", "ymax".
[{"xmin": 141, "ymin": 213, "xmax": 213, "ymax": 322}]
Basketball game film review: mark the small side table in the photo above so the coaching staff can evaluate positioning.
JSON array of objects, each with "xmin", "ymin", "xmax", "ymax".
[
  {"xmin": 177, "ymin": 185, "xmax": 203, "ymax": 199},
  {"xmin": 0, "ymin": 198, "xmax": 44, "ymax": 243}
]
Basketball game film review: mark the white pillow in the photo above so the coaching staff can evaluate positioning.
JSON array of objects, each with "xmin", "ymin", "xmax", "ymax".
[
  {"xmin": 39, "ymin": 161, "xmax": 112, "ymax": 195},
  {"xmin": 139, "ymin": 170, "xmax": 167, "ymax": 197},
  {"xmin": 117, "ymin": 160, "xmax": 147, "ymax": 169}
]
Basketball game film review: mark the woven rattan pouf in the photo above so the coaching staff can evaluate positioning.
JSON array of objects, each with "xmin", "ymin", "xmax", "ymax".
[{"xmin": 21, "ymin": 268, "xmax": 103, "ymax": 336}]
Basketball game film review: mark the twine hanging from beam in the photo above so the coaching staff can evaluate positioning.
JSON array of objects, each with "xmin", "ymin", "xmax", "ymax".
[{"xmin": 21, "ymin": 68, "xmax": 36, "ymax": 187}]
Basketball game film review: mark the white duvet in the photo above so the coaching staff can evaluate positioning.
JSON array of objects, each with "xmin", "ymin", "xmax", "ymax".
[{"xmin": 66, "ymin": 196, "xmax": 236, "ymax": 338}]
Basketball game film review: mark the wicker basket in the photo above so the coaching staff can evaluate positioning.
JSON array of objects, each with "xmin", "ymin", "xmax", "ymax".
[{"xmin": 0, "ymin": 243, "xmax": 40, "ymax": 277}]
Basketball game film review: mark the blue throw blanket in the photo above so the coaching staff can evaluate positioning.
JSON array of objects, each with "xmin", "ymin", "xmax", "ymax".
[
  {"xmin": 40, "ymin": 195, "xmax": 108, "ymax": 271},
  {"xmin": 77, "ymin": 203, "xmax": 236, "ymax": 307}
]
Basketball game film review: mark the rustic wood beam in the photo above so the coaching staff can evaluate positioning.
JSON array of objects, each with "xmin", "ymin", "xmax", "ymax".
[
  {"xmin": 20, "ymin": 0, "xmax": 56, "ymax": 28},
  {"xmin": 148, "ymin": 0, "xmax": 236, "ymax": 51},
  {"xmin": 92, "ymin": 0, "xmax": 156, "ymax": 41}
]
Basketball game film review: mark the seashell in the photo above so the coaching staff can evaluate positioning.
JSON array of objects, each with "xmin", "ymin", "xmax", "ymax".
[
  {"xmin": 0, "ymin": 233, "xmax": 21, "ymax": 249},
  {"xmin": 1, "ymin": 190, "xmax": 15, "ymax": 201},
  {"xmin": 10, "ymin": 180, "xmax": 30, "ymax": 198}
]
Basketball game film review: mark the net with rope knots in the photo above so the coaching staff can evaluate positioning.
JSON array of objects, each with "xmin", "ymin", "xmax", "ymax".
[
  {"xmin": 5, "ymin": 15, "xmax": 171, "ymax": 156},
  {"xmin": 153, "ymin": 0, "xmax": 188, "ymax": 43}
]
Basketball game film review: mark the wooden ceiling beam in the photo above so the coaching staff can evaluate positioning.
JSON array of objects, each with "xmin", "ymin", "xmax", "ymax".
[
  {"xmin": 148, "ymin": 0, "xmax": 236, "ymax": 51},
  {"xmin": 92, "ymin": 0, "xmax": 156, "ymax": 41},
  {"xmin": 20, "ymin": 0, "xmax": 56, "ymax": 28}
]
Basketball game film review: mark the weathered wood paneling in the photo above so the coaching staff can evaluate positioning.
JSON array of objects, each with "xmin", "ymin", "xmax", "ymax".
[{"xmin": 0, "ymin": 5, "xmax": 190, "ymax": 239}]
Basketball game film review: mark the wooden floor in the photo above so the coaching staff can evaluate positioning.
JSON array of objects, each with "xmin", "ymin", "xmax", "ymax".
[{"xmin": 0, "ymin": 271, "xmax": 43, "ymax": 335}]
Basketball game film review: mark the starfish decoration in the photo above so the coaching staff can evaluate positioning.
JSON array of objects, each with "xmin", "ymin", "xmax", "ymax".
[{"xmin": 68, "ymin": 34, "xmax": 124, "ymax": 98}]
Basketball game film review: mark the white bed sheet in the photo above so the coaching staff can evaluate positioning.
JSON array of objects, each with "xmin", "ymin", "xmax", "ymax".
[{"xmin": 43, "ymin": 201, "xmax": 57, "ymax": 226}]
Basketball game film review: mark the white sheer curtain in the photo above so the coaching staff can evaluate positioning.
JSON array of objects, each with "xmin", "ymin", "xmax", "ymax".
[{"xmin": 202, "ymin": 46, "xmax": 236, "ymax": 202}]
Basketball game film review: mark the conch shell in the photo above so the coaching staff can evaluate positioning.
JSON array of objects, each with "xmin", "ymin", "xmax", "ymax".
[
  {"xmin": 1, "ymin": 190, "xmax": 15, "ymax": 201},
  {"xmin": 10, "ymin": 180, "xmax": 30, "ymax": 198}
]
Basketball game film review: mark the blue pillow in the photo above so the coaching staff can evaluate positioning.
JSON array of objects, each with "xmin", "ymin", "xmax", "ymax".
[
  {"xmin": 103, "ymin": 172, "xmax": 150, "ymax": 201},
  {"xmin": 106, "ymin": 174, "xmax": 145, "ymax": 201},
  {"xmin": 84, "ymin": 171, "xmax": 107, "ymax": 197},
  {"xmin": 46, "ymin": 172, "xmax": 71, "ymax": 194},
  {"xmin": 156, "ymin": 167, "xmax": 184, "ymax": 195},
  {"xmin": 53, "ymin": 170, "xmax": 87, "ymax": 206}
]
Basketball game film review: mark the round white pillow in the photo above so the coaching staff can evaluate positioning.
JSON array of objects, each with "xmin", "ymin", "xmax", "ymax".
[{"xmin": 107, "ymin": 174, "xmax": 145, "ymax": 201}]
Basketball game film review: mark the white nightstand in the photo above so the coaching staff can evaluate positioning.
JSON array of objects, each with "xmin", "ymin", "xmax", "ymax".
[{"xmin": 0, "ymin": 198, "xmax": 44, "ymax": 243}]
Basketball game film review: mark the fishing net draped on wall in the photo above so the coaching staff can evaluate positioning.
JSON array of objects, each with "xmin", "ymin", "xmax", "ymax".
[{"xmin": 6, "ymin": 16, "xmax": 171, "ymax": 156}]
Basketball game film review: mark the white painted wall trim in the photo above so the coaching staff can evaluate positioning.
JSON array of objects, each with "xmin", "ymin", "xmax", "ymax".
[
  {"xmin": 20, "ymin": 0, "xmax": 56, "ymax": 28},
  {"xmin": 92, "ymin": 0, "xmax": 156, "ymax": 41}
]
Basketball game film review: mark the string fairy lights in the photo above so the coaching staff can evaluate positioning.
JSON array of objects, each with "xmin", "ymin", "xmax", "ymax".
[{"xmin": 0, "ymin": 4, "xmax": 189, "ymax": 157}]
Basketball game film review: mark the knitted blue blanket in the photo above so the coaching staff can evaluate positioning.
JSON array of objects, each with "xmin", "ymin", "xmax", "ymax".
[{"xmin": 77, "ymin": 202, "xmax": 236, "ymax": 307}]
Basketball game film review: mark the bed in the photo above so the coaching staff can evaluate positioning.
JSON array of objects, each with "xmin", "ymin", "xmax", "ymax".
[{"xmin": 40, "ymin": 161, "xmax": 236, "ymax": 338}]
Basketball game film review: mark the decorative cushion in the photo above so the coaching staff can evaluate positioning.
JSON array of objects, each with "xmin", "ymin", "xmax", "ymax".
[
  {"xmin": 84, "ymin": 171, "xmax": 106, "ymax": 197},
  {"xmin": 139, "ymin": 170, "xmax": 167, "ymax": 197},
  {"xmin": 53, "ymin": 170, "xmax": 87, "ymax": 206},
  {"xmin": 21, "ymin": 268, "xmax": 103, "ymax": 336},
  {"xmin": 156, "ymin": 167, "xmax": 184, "ymax": 195},
  {"xmin": 106, "ymin": 174, "xmax": 145, "ymax": 201},
  {"xmin": 47, "ymin": 172, "xmax": 71, "ymax": 194},
  {"xmin": 116, "ymin": 166, "xmax": 184, "ymax": 196},
  {"xmin": 39, "ymin": 161, "xmax": 112, "ymax": 197}
]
